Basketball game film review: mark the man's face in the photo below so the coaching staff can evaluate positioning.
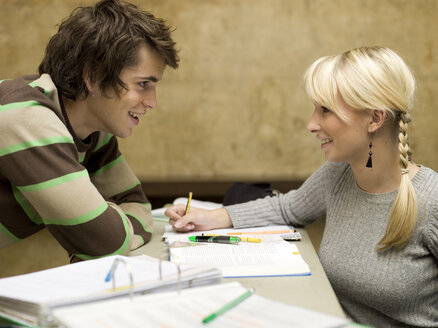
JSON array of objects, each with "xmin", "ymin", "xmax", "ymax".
[{"xmin": 87, "ymin": 43, "xmax": 166, "ymax": 138}]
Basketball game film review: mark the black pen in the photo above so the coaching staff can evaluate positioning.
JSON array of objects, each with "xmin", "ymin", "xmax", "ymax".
[{"xmin": 188, "ymin": 235, "xmax": 241, "ymax": 244}]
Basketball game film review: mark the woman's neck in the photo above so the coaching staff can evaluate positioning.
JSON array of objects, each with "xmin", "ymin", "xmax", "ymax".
[{"xmin": 351, "ymin": 156, "xmax": 419, "ymax": 194}]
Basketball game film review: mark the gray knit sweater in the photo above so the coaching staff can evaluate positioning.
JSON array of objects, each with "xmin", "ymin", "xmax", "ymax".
[{"xmin": 226, "ymin": 161, "xmax": 438, "ymax": 328}]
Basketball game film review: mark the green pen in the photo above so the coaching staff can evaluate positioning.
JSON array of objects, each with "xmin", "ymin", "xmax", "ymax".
[
  {"xmin": 202, "ymin": 288, "xmax": 255, "ymax": 324},
  {"xmin": 188, "ymin": 235, "xmax": 241, "ymax": 244}
]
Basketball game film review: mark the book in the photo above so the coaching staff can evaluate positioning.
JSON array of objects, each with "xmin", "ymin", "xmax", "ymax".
[
  {"xmin": 52, "ymin": 281, "xmax": 350, "ymax": 328},
  {"xmin": 163, "ymin": 225, "xmax": 310, "ymax": 278},
  {"xmin": 0, "ymin": 255, "xmax": 221, "ymax": 327}
]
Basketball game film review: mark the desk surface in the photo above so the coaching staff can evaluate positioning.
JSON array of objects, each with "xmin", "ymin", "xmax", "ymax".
[{"xmin": 130, "ymin": 220, "xmax": 345, "ymax": 318}]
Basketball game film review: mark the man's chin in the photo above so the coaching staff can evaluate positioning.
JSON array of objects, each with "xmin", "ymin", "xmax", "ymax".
[{"xmin": 114, "ymin": 128, "xmax": 133, "ymax": 138}]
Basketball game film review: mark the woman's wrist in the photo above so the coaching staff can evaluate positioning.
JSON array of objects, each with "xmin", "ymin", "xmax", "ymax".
[{"xmin": 213, "ymin": 207, "xmax": 232, "ymax": 228}]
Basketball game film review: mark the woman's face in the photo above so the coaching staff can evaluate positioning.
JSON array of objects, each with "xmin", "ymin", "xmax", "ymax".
[{"xmin": 307, "ymin": 100, "xmax": 372, "ymax": 167}]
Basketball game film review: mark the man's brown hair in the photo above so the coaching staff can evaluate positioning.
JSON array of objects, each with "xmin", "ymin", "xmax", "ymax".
[{"xmin": 39, "ymin": 0, "xmax": 179, "ymax": 100}]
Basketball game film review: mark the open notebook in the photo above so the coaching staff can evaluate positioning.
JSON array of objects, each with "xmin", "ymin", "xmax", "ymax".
[
  {"xmin": 0, "ymin": 255, "xmax": 221, "ymax": 327},
  {"xmin": 52, "ymin": 281, "xmax": 350, "ymax": 328},
  {"xmin": 164, "ymin": 225, "xmax": 310, "ymax": 278}
]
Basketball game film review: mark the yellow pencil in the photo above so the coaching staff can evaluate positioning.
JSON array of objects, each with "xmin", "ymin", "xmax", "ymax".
[
  {"xmin": 184, "ymin": 192, "xmax": 193, "ymax": 215},
  {"xmin": 239, "ymin": 237, "xmax": 261, "ymax": 243}
]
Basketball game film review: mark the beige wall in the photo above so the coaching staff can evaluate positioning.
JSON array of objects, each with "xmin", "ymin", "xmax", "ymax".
[
  {"xmin": 1, "ymin": 0, "xmax": 438, "ymax": 182},
  {"xmin": 0, "ymin": 0, "xmax": 436, "ymax": 277}
]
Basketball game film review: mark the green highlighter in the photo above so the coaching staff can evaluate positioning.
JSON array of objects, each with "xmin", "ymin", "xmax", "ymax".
[
  {"xmin": 202, "ymin": 288, "xmax": 254, "ymax": 324},
  {"xmin": 188, "ymin": 235, "xmax": 241, "ymax": 244}
]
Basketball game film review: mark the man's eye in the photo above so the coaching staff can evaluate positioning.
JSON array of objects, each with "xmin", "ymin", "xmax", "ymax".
[{"xmin": 139, "ymin": 81, "xmax": 149, "ymax": 88}]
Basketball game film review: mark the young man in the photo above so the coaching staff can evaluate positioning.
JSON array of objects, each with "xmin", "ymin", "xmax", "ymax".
[{"xmin": 0, "ymin": 0, "xmax": 179, "ymax": 261}]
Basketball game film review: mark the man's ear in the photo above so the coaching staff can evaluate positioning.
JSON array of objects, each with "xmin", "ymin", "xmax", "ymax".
[
  {"xmin": 82, "ymin": 67, "xmax": 94, "ymax": 93},
  {"xmin": 368, "ymin": 109, "xmax": 386, "ymax": 133}
]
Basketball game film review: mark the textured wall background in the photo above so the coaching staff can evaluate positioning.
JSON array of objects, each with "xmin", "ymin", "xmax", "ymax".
[{"xmin": 1, "ymin": 0, "xmax": 437, "ymax": 182}]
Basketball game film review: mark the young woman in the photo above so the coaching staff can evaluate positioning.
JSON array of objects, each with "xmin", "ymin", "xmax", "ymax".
[{"xmin": 166, "ymin": 46, "xmax": 438, "ymax": 328}]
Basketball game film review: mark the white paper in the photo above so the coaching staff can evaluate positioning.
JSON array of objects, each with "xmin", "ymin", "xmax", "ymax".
[
  {"xmin": 53, "ymin": 282, "xmax": 349, "ymax": 328},
  {"xmin": 163, "ymin": 225, "xmax": 310, "ymax": 277},
  {"xmin": 163, "ymin": 224, "xmax": 299, "ymax": 242},
  {"xmin": 152, "ymin": 198, "xmax": 223, "ymax": 220},
  {"xmin": 0, "ymin": 255, "xmax": 200, "ymax": 306},
  {"xmin": 172, "ymin": 197, "xmax": 223, "ymax": 209}
]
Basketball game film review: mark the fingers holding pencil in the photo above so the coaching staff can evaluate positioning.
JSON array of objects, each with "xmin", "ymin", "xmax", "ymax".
[
  {"xmin": 166, "ymin": 206, "xmax": 228, "ymax": 232},
  {"xmin": 165, "ymin": 202, "xmax": 233, "ymax": 233}
]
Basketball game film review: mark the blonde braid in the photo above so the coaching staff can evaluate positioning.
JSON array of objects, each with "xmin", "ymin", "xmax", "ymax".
[
  {"xmin": 378, "ymin": 111, "xmax": 418, "ymax": 251},
  {"xmin": 398, "ymin": 112, "xmax": 412, "ymax": 166}
]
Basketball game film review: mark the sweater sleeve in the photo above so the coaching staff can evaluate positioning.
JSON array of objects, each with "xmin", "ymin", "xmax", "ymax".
[
  {"xmin": 84, "ymin": 133, "xmax": 153, "ymax": 252},
  {"xmin": 227, "ymin": 161, "xmax": 342, "ymax": 229},
  {"xmin": 0, "ymin": 88, "xmax": 151, "ymax": 260},
  {"xmin": 425, "ymin": 205, "xmax": 438, "ymax": 260}
]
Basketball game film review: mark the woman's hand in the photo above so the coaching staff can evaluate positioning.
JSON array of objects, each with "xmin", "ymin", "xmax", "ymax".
[{"xmin": 165, "ymin": 205, "xmax": 232, "ymax": 232}]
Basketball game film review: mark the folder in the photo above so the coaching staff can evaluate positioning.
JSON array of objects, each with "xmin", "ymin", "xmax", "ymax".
[{"xmin": 0, "ymin": 255, "xmax": 221, "ymax": 327}]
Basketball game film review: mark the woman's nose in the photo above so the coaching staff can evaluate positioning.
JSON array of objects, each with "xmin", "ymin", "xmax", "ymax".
[{"xmin": 307, "ymin": 111, "xmax": 320, "ymax": 133}]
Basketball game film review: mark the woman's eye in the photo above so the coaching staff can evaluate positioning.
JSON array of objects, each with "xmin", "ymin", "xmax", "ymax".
[{"xmin": 321, "ymin": 106, "xmax": 331, "ymax": 113}]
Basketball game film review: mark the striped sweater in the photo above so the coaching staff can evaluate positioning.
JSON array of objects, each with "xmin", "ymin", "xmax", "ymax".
[{"xmin": 0, "ymin": 74, "xmax": 152, "ymax": 261}]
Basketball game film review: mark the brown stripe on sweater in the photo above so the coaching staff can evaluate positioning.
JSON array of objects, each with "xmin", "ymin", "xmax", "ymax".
[
  {"xmin": 84, "ymin": 136, "xmax": 121, "ymax": 173},
  {"xmin": 46, "ymin": 206, "xmax": 130, "ymax": 257},
  {"xmin": 0, "ymin": 75, "xmax": 65, "ymax": 123},
  {"xmin": 122, "ymin": 202, "xmax": 152, "ymax": 249},
  {"xmin": 108, "ymin": 183, "xmax": 149, "ymax": 205},
  {"xmin": 127, "ymin": 214, "xmax": 152, "ymax": 244},
  {"xmin": 0, "ymin": 143, "xmax": 80, "ymax": 186},
  {"xmin": 78, "ymin": 132, "xmax": 107, "ymax": 164},
  {"xmin": 0, "ymin": 177, "xmax": 44, "ymax": 238}
]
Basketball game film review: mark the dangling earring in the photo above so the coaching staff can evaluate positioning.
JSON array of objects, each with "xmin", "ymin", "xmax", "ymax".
[{"xmin": 366, "ymin": 141, "xmax": 373, "ymax": 168}]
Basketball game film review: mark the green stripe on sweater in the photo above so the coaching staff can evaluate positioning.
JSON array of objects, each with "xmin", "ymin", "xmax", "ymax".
[
  {"xmin": 89, "ymin": 155, "xmax": 124, "ymax": 178},
  {"xmin": 28, "ymin": 81, "xmax": 51, "ymax": 95},
  {"xmin": 43, "ymin": 202, "xmax": 108, "ymax": 226},
  {"xmin": 93, "ymin": 134, "xmax": 114, "ymax": 152},
  {"xmin": 11, "ymin": 184, "xmax": 42, "ymax": 224},
  {"xmin": 0, "ymin": 222, "xmax": 21, "ymax": 242},
  {"xmin": 78, "ymin": 153, "xmax": 86, "ymax": 163},
  {"xmin": 120, "ymin": 180, "xmax": 141, "ymax": 194},
  {"xmin": 0, "ymin": 100, "xmax": 46, "ymax": 112},
  {"xmin": 0, "ymin": 135, "xmax": 74, "ymax": 156},
  {"xmin": 125, "ymin": 209, "xmax": 152, "ymax": 233},
  {"xmin": 18, "ymin": 170, "xmax": 88, "ymax": 192}
]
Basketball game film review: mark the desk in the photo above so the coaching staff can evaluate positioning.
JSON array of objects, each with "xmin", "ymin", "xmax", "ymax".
[{"xmin": 130, "ymin": 220, "xmax": 345, "ymax": 318}]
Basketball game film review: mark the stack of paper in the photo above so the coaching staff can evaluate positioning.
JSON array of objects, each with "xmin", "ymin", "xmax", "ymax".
[
  {"xmin": 52, "ymin": 281, "xmax": 350, "ymax": 328},
  {"xmin": 0, "ymin": 255, "xmax": 221, "ymax": 327},
  {"xmin": 164, "ymin": 225, "xmax": 310, "ymax": 278}
]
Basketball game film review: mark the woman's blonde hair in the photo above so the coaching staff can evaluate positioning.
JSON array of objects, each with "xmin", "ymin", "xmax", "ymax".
[{"xmin": 304, "ymin": 46, "xmax": 417, "ymax": 251}]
